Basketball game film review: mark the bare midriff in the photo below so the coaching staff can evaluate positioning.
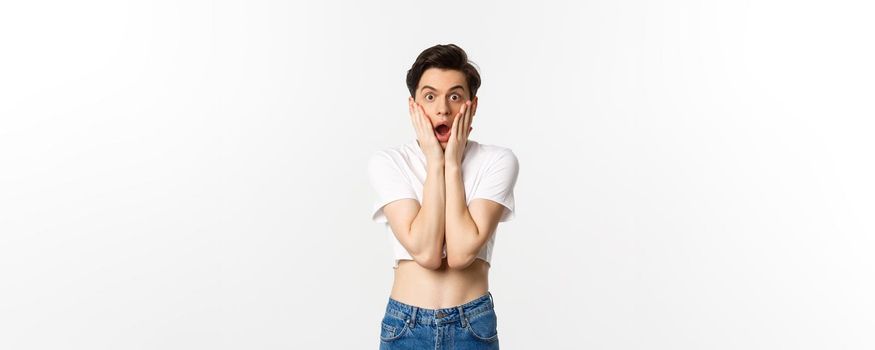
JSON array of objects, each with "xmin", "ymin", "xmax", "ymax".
[{"xmin": 390, "ymin": 258, "xmax": 490, "ymax": 309}]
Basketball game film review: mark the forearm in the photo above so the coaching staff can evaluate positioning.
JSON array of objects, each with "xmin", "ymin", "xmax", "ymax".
[
  {"xmin": 407, "ymin": 161, "xmax": 447, "ymax": 267},
  {"xmin": 444, "ymin": 163, "xmax": 480, "ymax": 267}
]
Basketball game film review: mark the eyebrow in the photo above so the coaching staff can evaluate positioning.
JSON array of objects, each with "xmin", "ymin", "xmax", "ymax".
[{"xmin": 420, "ymin": 85, "xmax": 466, "ymax": 93}]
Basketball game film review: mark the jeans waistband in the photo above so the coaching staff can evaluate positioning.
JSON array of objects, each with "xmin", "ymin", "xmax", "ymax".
[{"xmin": 384, "ymin": 291, "xmax": 494, "ymax": 327}]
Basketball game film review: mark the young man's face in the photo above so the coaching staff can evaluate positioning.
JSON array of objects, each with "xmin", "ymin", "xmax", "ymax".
[{"xmin": 409, "ymin": 67, "xmax": 478, "ymax": 149}]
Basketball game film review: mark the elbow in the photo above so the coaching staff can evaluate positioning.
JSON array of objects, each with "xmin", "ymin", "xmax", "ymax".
[
  {"xmin": 412, "ymin": 252, "xmax": 443, "ymax": 270},
  {"xmin": 447, "ymin": 253, "xmax": 475, "ymax": 270}
]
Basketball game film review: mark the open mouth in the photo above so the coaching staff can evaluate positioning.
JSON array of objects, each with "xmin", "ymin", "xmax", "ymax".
[
  {"xmin": 434, "ymin": 124, "xmax": 451, "ymax": 142},
  {"xmin": 435, "ymin": 124, "xmax": 450, "ymax": 137}
]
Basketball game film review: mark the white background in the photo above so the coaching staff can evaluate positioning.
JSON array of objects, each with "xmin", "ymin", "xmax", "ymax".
[{"xmin": 1, "ymin": 0, "xmax": 873, "ymax": 349}]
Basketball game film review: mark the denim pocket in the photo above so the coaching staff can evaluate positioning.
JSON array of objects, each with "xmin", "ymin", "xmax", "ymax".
[
  {"xmin": 464, "ymin": 308, "xmax": 498, "ymax": 342},
  {"xmin": 379, "ymin": 313, "xmax": 410, "ymax": 343}
]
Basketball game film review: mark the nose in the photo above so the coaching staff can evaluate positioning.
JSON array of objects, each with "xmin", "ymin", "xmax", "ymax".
[{"xmin": 435, "ymin": 97, "xmax": 451, "ymax": 118}]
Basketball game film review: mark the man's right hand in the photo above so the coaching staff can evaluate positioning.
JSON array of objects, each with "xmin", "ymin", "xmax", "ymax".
[{"xmin": 410, "ymin": 100, "xmax": 444, "ymax": 164}]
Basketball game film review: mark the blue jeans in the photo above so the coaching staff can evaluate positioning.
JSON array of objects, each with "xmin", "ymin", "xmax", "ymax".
[{"xmin": 379, "ymin": 291, "xmax": 499, "ymax": 349}]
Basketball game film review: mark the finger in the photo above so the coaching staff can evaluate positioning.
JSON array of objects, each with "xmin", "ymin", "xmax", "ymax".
[
  {"xmin": 410, "ymin": 102, "xmax": 418, "ymax": 129},
  {"xmin": 418, "ymin": 105, "xmax": 429, "ymax": 140},
  {"xmin": 468, "ymin": 101, "xmax": 473, "ymax": 128},
  {"xmin": 460, "ymin": 103, "xmax": 468, "ymax": 139},
  {"xmin": 413, "ymin": 103, "xmax": 425, "ymax": 139},
  {"xmin": 463, "ymin": 101, "xmax": 471, "ymax": 137},
  {"xmin": 416, "ymin": 103, "xmax": 436, "ymax": 141},
  {"xmin": 418, "ymin": 104, "xmax": 431, "ymax": 137},
  {"xmin": 450, "ymin": 104, "xmax": 463, "ymax": 138}
]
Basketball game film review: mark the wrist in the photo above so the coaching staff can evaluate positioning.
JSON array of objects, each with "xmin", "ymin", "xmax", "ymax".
[
  {"xmin": 445, "ymin": 163, "xmax": 462, "ymax": 173},
  {"xmin": 443, "ymin": 154, "xmax": 459, "ymax": 166},
  {"xmin": 426, "ymin": 158, "xmax": 445, "ymax": 170}
]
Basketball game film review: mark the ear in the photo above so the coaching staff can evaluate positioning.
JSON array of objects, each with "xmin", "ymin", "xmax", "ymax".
[{"xmin": 470, "ymin": 96, "xmax": 478, "ymax": 117}]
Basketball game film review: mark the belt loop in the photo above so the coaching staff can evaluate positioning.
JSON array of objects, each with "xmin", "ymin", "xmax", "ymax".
[
  {"xmin": 487, "ymin": 291, "xmax": 494, "ymax": 306},
  {"xmin": 410, "ymin": 307, "xmax": 417, "ymax": 329},
  {"xmin": 457, "ymin": 306, "xmax": 467, "ymax": 328}
]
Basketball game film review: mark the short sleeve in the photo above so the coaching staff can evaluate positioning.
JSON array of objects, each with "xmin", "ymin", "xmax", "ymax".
[
  {"xmin": 470, "ymin": 149, "xmax": 519, "ymax": 222},
  {"xmin": 368, "ymin": 151, "xmax": 418, "ymax": 224}
]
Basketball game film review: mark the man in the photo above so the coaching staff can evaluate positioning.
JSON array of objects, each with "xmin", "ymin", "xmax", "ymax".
[{"xmin": 369, "ymin": 43, "xmax": 519, "ymax": 349}]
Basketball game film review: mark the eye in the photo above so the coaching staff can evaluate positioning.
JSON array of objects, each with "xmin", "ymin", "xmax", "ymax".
[
  {"xmin": 425, "ymin": 94, "xmax": 434, "ymax": 101},
  {"xmin": 450, "ymin": 94, "xmax": 461, "ymax": 101}
]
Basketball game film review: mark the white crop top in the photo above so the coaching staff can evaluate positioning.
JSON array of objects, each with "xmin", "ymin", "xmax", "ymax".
[{"xmin": 368, "ymin": 139, "xmax": 519, "ymax": 268}]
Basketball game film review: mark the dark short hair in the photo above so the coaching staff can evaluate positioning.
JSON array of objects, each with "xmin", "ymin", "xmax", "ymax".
[{"xmin": 406, "ymin": 44, "xmax": 481, "ymax": 99}]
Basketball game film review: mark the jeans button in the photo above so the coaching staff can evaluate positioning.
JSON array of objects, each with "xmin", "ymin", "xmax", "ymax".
[{"xmin": 436, "ymin": 311, "xmax": 446, "ymax": 318}]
